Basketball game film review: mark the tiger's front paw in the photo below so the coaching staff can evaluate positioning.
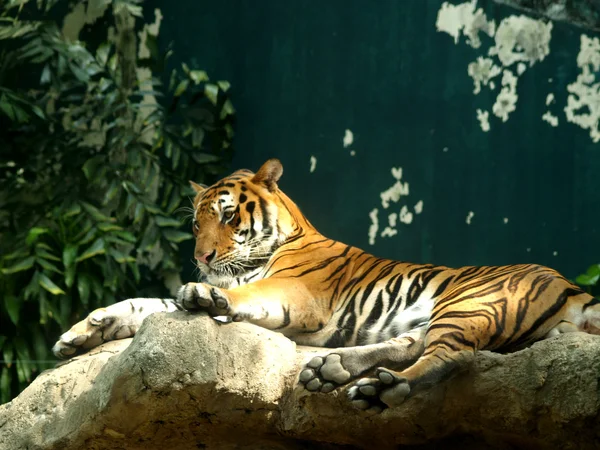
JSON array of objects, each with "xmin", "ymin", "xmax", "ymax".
[
  {"xmin": 52, "ymin": 308, "xmax": 128, "ymax": 359},
  {"xmin": 176, "ymin": 282, "xmax": 231, "ymax": 316}
]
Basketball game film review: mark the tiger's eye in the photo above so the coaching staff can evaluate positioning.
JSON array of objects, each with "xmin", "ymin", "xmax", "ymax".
[{"xmin": 223, "ymin": 210, "xmax": 235, "ymax": 222}]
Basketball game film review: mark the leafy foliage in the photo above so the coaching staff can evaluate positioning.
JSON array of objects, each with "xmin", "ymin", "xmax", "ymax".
[
  {"xmin": 575, "ymin": 264, "xmax": 600, "ymax": 297},
  {"xmin": 0, "ymin": 0, "xmax": 234, "ymax": 402}
]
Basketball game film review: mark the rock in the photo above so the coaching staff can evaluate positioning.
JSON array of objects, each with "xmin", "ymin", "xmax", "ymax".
[{"xmin": 1, "ymin": 312, "xmax": 600, "ymax": 450}]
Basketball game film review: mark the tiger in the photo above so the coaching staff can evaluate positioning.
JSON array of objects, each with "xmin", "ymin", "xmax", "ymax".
[{"xmin": 52, "ymin": 158, "xmax": 600, "ymax": 413}]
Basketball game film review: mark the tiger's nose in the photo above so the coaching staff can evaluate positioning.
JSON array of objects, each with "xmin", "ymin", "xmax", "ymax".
[{"xmin": 196, "ymin": 250, "xmax": 216, "ymax": 265}]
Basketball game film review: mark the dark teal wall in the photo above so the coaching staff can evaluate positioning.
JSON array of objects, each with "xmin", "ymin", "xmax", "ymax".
[{"xmin": 150, "ymin": 0, "xmax": 600, "ymax": 278}]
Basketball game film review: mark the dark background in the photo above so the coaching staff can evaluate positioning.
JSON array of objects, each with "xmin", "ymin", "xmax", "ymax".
[{"xmin": 147, "ymin": 0, "xmax": 600, "ymax": 278}]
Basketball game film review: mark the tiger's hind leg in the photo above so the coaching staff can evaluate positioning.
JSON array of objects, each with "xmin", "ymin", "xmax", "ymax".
[
  {"xmin": 299, "ymin": 326, "xmax": 426, "ymax": 393},
  {"xmin": 348, "ymin": 330, "xmax": 476, "ymax": 410}
]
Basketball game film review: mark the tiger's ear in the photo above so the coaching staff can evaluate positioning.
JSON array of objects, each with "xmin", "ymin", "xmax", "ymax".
[
  {"xmin": 190, "ymin": 181, "xmax": 208, "ymax": 193},
  {"xmin": 252, "ymin": 159, "xmax": 283, "ymax": 192}
]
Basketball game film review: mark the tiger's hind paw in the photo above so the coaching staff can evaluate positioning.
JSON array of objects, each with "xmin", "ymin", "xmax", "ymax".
[
  {"xmin": 347, "ymin": 378, "xmax": 387, "ymax": 414},
  {"xmin": 298, "ymin": 353, "xmax": 355, "ymax": 393},
  {"xmin": 348, "ymin": 369, "xmax": 411, "ymax": 412},
  {"xmin": 52, "ymin": 308, "xmax": 132, "ymax": 359}
]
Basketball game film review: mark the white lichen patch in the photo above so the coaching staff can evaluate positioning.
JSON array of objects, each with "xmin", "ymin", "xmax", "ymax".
[
  {"xmin": 370, "ymin": 166, "xmax": 417, "ymax": 243},
  {"xmin": 468, "ymin": 56, "xmax": 502, "ymax": 94},
  {"xmin": 443, "ymin": 147, "xmax": 449, "ymax": 152},
  {"xmin": 503, "ymin": 217, "xmax": 509, "ymax": 224},
  {"xmin": 476, "ymin": 108, "xmax": 491, "ymax": 131},
  {"xmin": 553, "ymin": 251, "xmax": 558, "ymax": 256},
  {"xmin": 350, "ymin": 150, "xmax": 356, "ymax": 156},
  {"xmin": 380, "ymin": 212, "xmax": 399, "ymax": 238},
  {"xmin": 564, "ymin": 34, "xmax": 600, "ymax": 142},
  {"xmin": 414, "ymin": 200, "xmax": 424, "ymax": 214},
  {"xmin": 399, "ymin": 205, "xmax": 414, "ymax": 225},
  {"xmin": 543, "ymin": 93, "xmax": 559, "ymax": 126},
  {"xmin": 380, "ymin": 179, "xmax": 409, "ymax": 209},
  {"xmin": 368, "ymin": 208, "xmax": 379, "ymax": 245},
  {"xmin": 493, "ymin": 70, "xmax": 518, "ymax": 122},
  {"xmin": 437, "ymin": 4, "xmax": 556, "ymax": 133},
  {"xmin": 542, "ymin": 111, "xmax": 559, "ymax": 127},
  {"xmin": 380, "ymin": 227, "xmax": 398, "ymax": 238},
  {"xmin": 309, "ymin": 156, "xmax": 317, "ymax": 173},
  {"xmin": 436, "ymin": 0, "xmax": 495, "ymax": 48},
  {"xmin": 488, "ymin": 16, "xmax": 553, "ymax": 68},
  {"xmin": 388, "ymin": 213, "xmax": 398, "ymax": 227},
  {"xmin": 466, "ymin": 211, "xmax": 475, "ymax": 225},
  {"xmin": 343, "ymin": 129, "xmax": 354, "ymax": 148}
]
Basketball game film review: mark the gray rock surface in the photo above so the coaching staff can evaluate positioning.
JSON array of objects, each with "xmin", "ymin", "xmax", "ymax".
[{"xmin": 1, "ymin": 312, "xmax": 600, "ymax": 449}]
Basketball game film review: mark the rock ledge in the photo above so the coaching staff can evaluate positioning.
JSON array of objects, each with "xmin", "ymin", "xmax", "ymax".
[{"xmin": 1, "ymin": 312, "xmax": 600, "ymax": 450}]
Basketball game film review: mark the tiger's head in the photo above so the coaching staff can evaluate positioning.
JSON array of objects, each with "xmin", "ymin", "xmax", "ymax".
[{"xmin": 190, "ymin": 159, "xmax": 297, "ymax": 286}]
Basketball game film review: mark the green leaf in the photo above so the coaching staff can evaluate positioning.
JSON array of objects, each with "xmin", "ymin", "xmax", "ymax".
[
  {"xmin": 64, "ymin": 202, "xmax": 82, "ymax": 217},
  {"xmin": 96, "ymin": 42, "xmax": 111, "ymax": 67},
  {"xmin": 155, "ymin": 215, "xmax": 182, "ymax": 227},
  {"xmin": 220, "ymin": 99, "xmax": 235, "ymax": 119},
  {"xmin": 76, "ymin": 238, "xmax": 106, "ymax": 262},
  {"xmin": 4, "ymin": 295, "xmax": 20, "ymax": 325},
  {"xmin": 108, "ymin": 248, "xmax": 135, "ymax": 264},
  {"xmin": 77, "ymin": 227, "xmax": 97, "ymax": 246},
  {"xmin": 128, "ymin": 260, "xmax": 141, "ymax": 283},
  {"xmin": 35, "ymin": 247, "xmax": 61, "ymax": 261},
  {"xmin": 576, "ymin": 273, "xmax": 600, "ymax": 287},
  {"xmin": 190, "ymin": 70, "xmax": 209, "ymax": 84},
  {"xmin": 14, "ymin": 339, "xmax": 32, "ymax": 383},
  {"xmin": 191, "ymin": 128, "xmax": 205, "ymax": 148},
  {"xmin": 82, "ymin": 155, "xmax": 105, "ymax": 181},
  {"xmin": 37, "ymin": 258, "xmax": 63, "ymax": 274},
  {"xmin": 1, "ymin": 368, "xmax": 11, "ymax": 404},
  {"xmin": 174, "ymin": 79, "xmax": 189, "ymax": 97},
  {"xmin": 134, "ymin": 203, "xmax": 145, "ymax": 224},
  {"xmin": 38, "ymin": 273, "xmax": 65, "ymax": 295},
  {"xmin": 2, "ymin": 249, "xmax": 29, "ymax": 261},
  {"xmin": 59, "ymin": 294, "xmax": 72, "ymax": 325},
  {"xmin": 26, "ymin": 227, "xmax": 49, "ymax": 246},
  {"xmin": 31, "ymin": 327, "xmax": 49, "ymax": 366},
  {"xmin": 40, "ymin": 64, "xmax": 51, "ymax": 84},
  {"xmin": 65, "ymin": 265, "xmax": 76, "ymax": 288},
  {"xmin": 162, "ymin": 229, "xmax": 193, "ymax": 243},
  {"xmin": 191, "ymin": 152, "xmax": 219, "ymax": 164},
  {"xmin": 24, "ymin": 272, "xmax": 41, "ymax": 301},
  {"xmin": 98, "ymin": 222, "xmax": 124, "ymax": 233},
  {"xmin": 77, "ymin": 273, "xmax": 91, "ymax": 307},
  {"xmin": 81, "ymin": 201, "xmax": 113, "ymax": 222},
  {"xmin": 115, "ymin": 230, "xmax": 137, "ymax": 243},
  {"xmin": 204, "ymin": 83, "xmax": 219, "ymax": 105},
  {"xmin": 63, "ymin": 245, "xmax": 78, "ymax": 268},
  {"xmin": 586, "ymin": 264, "xmax": 600, "ymax": 277},
  {"xmin": 103, "ymin": 181, "xmax": 120, "ymax": 205},
  {"xmin": 217, "ymin": 80, "xmax": 231, "ymax": 92},
  {"xmin": 3, "ymin": 345, "xmax": 14, "ymax": 368},
  {"xmin": 1, "ymin": 256, "xmax": 35, "ymax": 275},
  {"xmin": 144, "ymin": 204, "xmax": 162, "ymax": 214}
]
